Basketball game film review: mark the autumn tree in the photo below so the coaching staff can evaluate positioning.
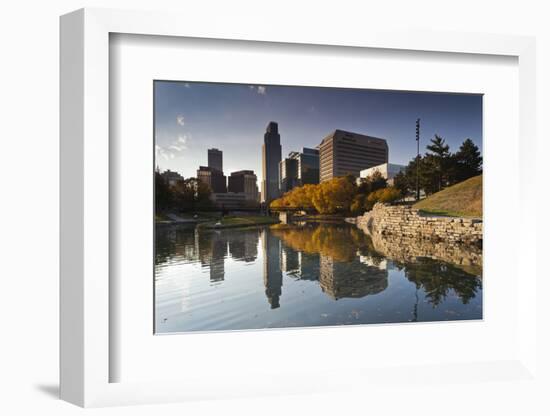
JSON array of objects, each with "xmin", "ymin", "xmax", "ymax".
[{"xmin": 311, "ymin": 177, "xmax": 357, "ymax": 214}]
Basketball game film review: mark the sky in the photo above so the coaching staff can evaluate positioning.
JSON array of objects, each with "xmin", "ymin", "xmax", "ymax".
[{"xmin": 154, "ymin": 81, "xmax": 482, "ymax": 183}]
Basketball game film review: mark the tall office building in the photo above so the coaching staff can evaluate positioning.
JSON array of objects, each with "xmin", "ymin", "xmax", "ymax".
[
  {"xmin": 261, "ymin": 121, "xmax": 282, "ymax": 204},
  {"xmin": 207, "ymin": 148, "xmax": 223, "ymax": 172},
  {"xmin": 197, "ymin": 166, "xmax": 227, "ymax": 193},
  {"xmin": 319, "ymin": 130, "xmax": 388, "ymax": 182},
  {"xmin": 278, "ymin": 157, "xmax": 299, "ymax": 193},
  {"xmin": 228, "ymin": 170, "xmax": 259, "ymax": 201},
  {"xmin": 290, "ymin": 147, "xmax": 320, "ymax": 185},
  {"xmin": 160, "ymin": 169, "xmax": 184, "ymax": 188}
]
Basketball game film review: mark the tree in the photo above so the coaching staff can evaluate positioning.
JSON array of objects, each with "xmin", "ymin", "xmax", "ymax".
[
  {"xmin": 454, "ymin": 138, "xmax": 482, "ymax": 181},
  {"xmin": 365, "ymin": 187, "xmax": 402, "ymax": 210},
  {"xmin": 392, "ymin": 171, "xmax": 410, "ymax": 197},
  {"xmin": 175, "ymin": 178, "xmax": 212, "ymax": 211},
  {"xmin": 350, "ymin": 194, "xmax": 366, "ymax": 215},
  {"xmin": 357, "ymin": 169, "xmax": 387, "ymax": 195},
  {"xmin": 426, "ymin": 134, "xmax": 451, "ymax": 192},
  {"xmin": 155, "ymin": 171, "xmax": 173, "ymax": 212},
  {"xmin": 312, "ymin": 177, "xmax": 356, "ymax": 214}
]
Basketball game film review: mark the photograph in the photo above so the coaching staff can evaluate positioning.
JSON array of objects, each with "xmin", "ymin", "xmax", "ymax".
[{"xmin": 154, "ymin": 81, "xmax": 483, "ymax": 333}]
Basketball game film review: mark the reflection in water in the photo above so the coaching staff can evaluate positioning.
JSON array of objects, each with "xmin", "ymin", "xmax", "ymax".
[
  {"xmin": 155, "ymin": 222, "xmax": 482, "ymax": 333},
  {"xmin": 263, "ymin": 230, "xmax": 283, "ymax": 309},
  {"xmin": 402, "ymin": 259, "xmax": 481, "ymax": 306}
]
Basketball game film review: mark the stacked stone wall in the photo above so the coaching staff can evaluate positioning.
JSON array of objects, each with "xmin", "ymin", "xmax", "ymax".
[{"xmin": 356, "ymin": 203, "xmax": 482, "ymax": 247}]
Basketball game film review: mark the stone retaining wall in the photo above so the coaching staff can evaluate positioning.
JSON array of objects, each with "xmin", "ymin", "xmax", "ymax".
[
  {"xmin": 366, "ymin": 231, "xmax": 482, "ymax": 271},
  {"xmin": 356, "ymin": 203, "xmax": 482, "ymax": 246}
]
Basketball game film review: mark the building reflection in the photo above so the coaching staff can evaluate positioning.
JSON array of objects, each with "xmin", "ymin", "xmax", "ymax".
[
  {"xmin": 280, "ymin": 245, "xmax": 301, "ymax": 277},
  {"xmin": 272, "ymin": 223, "xmax": 388, "ymax": 300},
  {"xmin": 155, "ymin": 222, "xmax": 481, "ymax": 310},
  {"xmin": 319, "ymin": 254, "xmax": 388, "ymax": 300},
  {"xmin": 209, "ymin": 235, "xmax": 227, "ymax": 283},
  {"xmin": 262, "ymin": 229, "xmax": 283, "ymax": 309},
  {"xmin": 227, "ymin": 228, "xmax": 259, "ymax": 263}
]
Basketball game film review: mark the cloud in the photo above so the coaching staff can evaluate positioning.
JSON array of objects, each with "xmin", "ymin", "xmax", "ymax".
[
  {"xmin": 176, "ymin": 115, "xmax": 185, "ymax": 126},
  {"xmin": 156, "ymin": 134, "xmax": 189, "ymax": 160},
  {"xmin": 184, "ymin": 83, "xmax": 191, "ymax": 88},
  {"xmin": 168, "ymin": 135, "xmax": 188, "ymax": 152},
  {"xmin": 248, "ymin": 85, "xmax": 267, "ymax": 95}
]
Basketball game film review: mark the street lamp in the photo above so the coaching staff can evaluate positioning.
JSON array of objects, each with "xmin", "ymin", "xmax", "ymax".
[{"xmin": 415, "ymin": 118, "xmax": 420, "ymax": 201}]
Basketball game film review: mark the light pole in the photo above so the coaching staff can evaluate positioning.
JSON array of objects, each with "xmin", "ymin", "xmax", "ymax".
[{"xmin": 415, "ymin": 118, "xmax": 420, "ymax": 201}]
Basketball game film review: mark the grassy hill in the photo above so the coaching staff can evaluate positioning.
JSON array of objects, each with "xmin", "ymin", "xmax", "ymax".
[{"xmin": 414, "ymin": 175, "xmax": 482, "ymax": 218}]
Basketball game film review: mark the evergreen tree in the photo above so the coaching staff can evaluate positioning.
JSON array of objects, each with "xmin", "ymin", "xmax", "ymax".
[
  {"xmin": 426, "ymin": 134, "xmax": 451, "ymax": 192},
  {"xmin": 455, "ymin": 138, "xmax": 482, "ymax": 181}
]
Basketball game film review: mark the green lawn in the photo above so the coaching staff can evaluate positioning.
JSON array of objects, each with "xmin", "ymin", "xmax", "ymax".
[{"xmin": 414, "ymin": 175, "xmax": 482, "ymax": 218}]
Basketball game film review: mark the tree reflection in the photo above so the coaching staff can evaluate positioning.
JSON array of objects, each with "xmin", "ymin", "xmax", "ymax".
[
  {"xmin": 156, "ymin": 223, "xmax": 482, "ymax": 310},
  {"xmin": 273, "ymin": 223, "xmax": 389, "ymax": 300},
  {"xmin": 271, "ymin": 223, "xmax": 371, "ymax": 262},
  {"xmin": 401, "ymin": 258, "xmax": 482, "ymax": 306}
]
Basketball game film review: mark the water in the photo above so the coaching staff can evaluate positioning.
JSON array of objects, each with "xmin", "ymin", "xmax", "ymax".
[{"xmin": 155, "ymin": 221, "xmax": 482, "ymax": 333}]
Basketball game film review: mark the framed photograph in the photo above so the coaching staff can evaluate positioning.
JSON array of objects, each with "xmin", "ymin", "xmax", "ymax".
[
  {"xmin": 153, "ymin": 81, "xmax": 483, "ymax": 334},
  {"xmin": 60, "ymin": 8, "xmax": 538, "ymax": 407}
]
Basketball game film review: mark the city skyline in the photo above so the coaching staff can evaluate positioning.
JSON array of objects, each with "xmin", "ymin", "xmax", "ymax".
[{"xmin": 154, "ymin": 81, "xmax": 483, "ymax": 183}]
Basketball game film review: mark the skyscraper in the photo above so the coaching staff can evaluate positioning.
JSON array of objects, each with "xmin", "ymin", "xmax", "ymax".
[
  {"xmin": 278, "ymin": 157, "xmax": 299, "ymax": 193},
  {"xmin": 207, "ymin": 148, "xmax": 223, "ymax": 172},
  {"xmin": 319, "ymin": 130, "xmax": 388, "ymax": 182},
  {"xmin": 197, "ymin": 166, "xmax": 227, "ymax": 193},
  {"xmin": 261, "ymin": 121, "xmax": 282, "ymax": 204},
  {"xmin": 293, "ymin": 147, "xmax": 320, "ymax": 185},
  {"xmin": 228, "ymin": 170, "xmax": 259, "ymax": 201}
]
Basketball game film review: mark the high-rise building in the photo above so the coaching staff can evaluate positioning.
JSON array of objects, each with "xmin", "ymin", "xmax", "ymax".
[
  {"xmin": 207, "ymin": 148, "xmax": 223, "ymax": 172},
  {"xmin": 160, "ymin": 169, "xmax": 184, "ymax": 188},
  {"xmin": 197, "ymin": 166, "xmax": 227, "ymax": 193},
  {"xmin": 318, "ymin": 130, "xmax": 388, "ymax": 182},
  {"xmin": 261, "ymin": 121, "xmax": 282, "ymax": 204},
  {"xmin": 278, "ymin": 157, "xmax": 299, "ymax": 193},
  {"xmin": 227, "ymin": 170, "xmax": 259, "ymax": 201},
  {"xmin": 278, "ymin": 147, "xmax": 320, "ymax": 193},
  {"xmin": 289, "ymin": 147, "xmax": 320, "ymax": 185}
]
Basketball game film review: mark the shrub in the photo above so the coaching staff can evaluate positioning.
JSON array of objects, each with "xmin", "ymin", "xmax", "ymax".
[{"xmin": 365, "ymin": 187, "xmax": 402, "ymax": 210}]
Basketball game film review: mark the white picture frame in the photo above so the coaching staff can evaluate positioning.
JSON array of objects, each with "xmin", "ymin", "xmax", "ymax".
[{"xmin": 60, "ymin": 7, "xmax": 538, "ymax": 407}]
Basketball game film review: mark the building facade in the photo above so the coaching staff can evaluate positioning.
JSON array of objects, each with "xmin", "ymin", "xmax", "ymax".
[
  {"xmin": 228, "ymin": 170, "xmax": 259, "ymax": 201},
  {"xmin": 210, "ymin": 192, "xmax": 260, "ymax": 210},
  {"xmin": 318, "ymin": 130, "xmax": 388, "ymax": 182},
  {"xmin": 278, "ymin": 157, "xmax": 299, "ymax": 193},
  {"xmin": 261, "ymin": 121, "xmax": 282, "ymax": 204},
  {"xmin": 207, "ymin": 148, "xmax": 223, "ymax": 172},
  {"xmin": 278, "ymin": 147, "xmax": 320, "ymax": 193},
  {"xmin": 359, "ymin": 162, "xmax": 406, "ymax": 186},
  {"xmin": 197, "ymin": 166, "xmax": 227, "ymax": 193},
  {"xmin": 160, "ymin": 169, "xmax": 184, "ymax": 188},
  {"xmin": 292, "ymin": 147, "xmax": 320, "ymax": 185}
]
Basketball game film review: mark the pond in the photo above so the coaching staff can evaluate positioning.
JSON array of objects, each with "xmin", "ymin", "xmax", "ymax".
[{"xmin": 155, "ymin": 221, "xmax": 482, "ymax": 333}]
